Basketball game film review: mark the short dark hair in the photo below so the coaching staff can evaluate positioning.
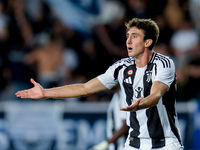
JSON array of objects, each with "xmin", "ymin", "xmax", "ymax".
[{"xmin": 125, "ymin": 18, "xmax": 159, "ymax": 50}]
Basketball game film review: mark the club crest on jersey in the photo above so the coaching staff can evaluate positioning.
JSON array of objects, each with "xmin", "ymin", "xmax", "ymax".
[
  {"xmin": 146, "ymin": 70, "xmax": 152, "ymax": 82},
  {"xmin": 127, "ymin": 70, "xmax": 133, "ymax": 75}
]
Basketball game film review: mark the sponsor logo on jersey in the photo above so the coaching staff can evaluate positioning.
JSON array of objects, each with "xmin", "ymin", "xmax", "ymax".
[
  {"xmin": 124, "ymin": 77, "xmax": 132, "ymax": 84},
  {"xmin": 135, "ymin": 87, "xmax": 143, "ymax": 98}
]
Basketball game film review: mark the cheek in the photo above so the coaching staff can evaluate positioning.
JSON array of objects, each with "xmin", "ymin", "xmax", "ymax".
[{"xmin": 136, "ymin": 40, "xmax": 145, "ymax": 47}]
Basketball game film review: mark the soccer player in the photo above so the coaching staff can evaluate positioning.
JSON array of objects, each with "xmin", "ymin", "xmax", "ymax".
[{"xmin": 15, "ymin": 18, "xmax": 184, "ymax": 150}]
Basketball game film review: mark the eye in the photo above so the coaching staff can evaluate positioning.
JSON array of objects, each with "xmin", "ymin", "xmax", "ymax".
[
  {"xmin": 133, "ymin": 35, "xmax": 137, "ymax": 38},
  {"xmin": 126, "ymin": 34, "xmax": 129, "ymax": 39}
]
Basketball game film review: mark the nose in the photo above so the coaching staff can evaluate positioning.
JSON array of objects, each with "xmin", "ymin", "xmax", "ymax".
[{"xmin": 126, "ymin": 36, "xmax": 131, "ymax": 45}]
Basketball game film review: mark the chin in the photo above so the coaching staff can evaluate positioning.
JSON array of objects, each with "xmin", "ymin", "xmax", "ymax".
[{"xmin": 128, "ymin": 53, "xmax": 135, "ymax": 57}]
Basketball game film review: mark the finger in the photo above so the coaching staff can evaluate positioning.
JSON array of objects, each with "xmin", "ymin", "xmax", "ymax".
[
  {"xmin": 120, "ymin": 108, "xmax": 126, "ymax": 111},
  {"xmin": 138, "ymin": 97, "xmax": 143, "ymax": 101},
  {"xmin": 20, "ymin": 90, "xmax": 29, "ymax": 98},
  {"xmin": 15, "ymin": 90, "xmax": 28, "ymax": 98},
  {"xmin": 15, "ymin": 92, "xmax": 20, "ymax": 97},
  {"xmin": 120, "ymin": 107, "xmax": 124, "ymax": 111},
  {"xmin": 120, "ymin": 107, "xmax": 129, "ymax": 111},
  {"xmin": 15, "ymin": 91, "xmax": 22, "ymax": 97},
  {"xmin": 120, "ymin": 97, "xmax": 144, "ymax": 111},
  {"xmin": 30, "ymin": 78, "xmax": 37, "ymax": 85}
]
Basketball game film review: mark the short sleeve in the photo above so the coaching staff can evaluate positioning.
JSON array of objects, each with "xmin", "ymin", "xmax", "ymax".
[
  {"xmin": 97, "ymin": 65, "xmax": 119, "ymax": 90},
  {"xmin": 154, "ymin": 59, "xmax": 176, "ymax": 88}
]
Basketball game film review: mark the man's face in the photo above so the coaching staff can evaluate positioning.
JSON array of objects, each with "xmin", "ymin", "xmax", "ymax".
[{"xmin": 126, "ymin": 27, "xmax": 146, "ymax": 58}]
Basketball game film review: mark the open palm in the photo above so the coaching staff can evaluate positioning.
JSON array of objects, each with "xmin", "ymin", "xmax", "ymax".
[
  {"xmin": 120, "ymin": 97, "xmax": 143, "ymax": 112},
  {"xmin": 15, "ymin": 78, "xmax": 44, "ymax": 99}
]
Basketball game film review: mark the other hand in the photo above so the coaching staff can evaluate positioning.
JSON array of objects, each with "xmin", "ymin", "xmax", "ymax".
[
  {"xmin": 120, "ymin": 97, "xmax": 143, "ymax": 112},
  {"xmin": 15, "ymin": 78, "xmax": 44, "ymax": 99}
]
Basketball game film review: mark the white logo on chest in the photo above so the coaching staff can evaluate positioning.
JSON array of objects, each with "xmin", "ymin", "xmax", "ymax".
[
  {"xmin": 135, "ymin": 87, "xmax": 143, "ymax": 98},
  {"xmin": 124, "ymin": 77, "xmax": 132, "ymax": 84}
]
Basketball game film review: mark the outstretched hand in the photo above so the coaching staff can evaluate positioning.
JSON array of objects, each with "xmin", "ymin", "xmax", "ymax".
[
  {"xmin": 120, "ymin": 97, "xmax": 143, "ymax": 112},
  {"xmin": 15, "ymin": 78, "xmax": 44, "ymax": 99}
]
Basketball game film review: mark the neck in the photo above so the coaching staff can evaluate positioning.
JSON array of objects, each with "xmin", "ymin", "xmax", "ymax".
[{"xmin": 135, "ymin": 50, "xmax": 153, "ymax": 68}]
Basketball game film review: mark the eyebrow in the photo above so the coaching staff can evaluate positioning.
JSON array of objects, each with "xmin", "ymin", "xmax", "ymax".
[{"xmin": 126, "ymin": 32, "xmax": 138, "ymax": 37}]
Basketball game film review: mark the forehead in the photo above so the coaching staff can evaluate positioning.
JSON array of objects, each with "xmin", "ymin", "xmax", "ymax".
[{"xmin": 127, "ymin": 27, "xmax": 144, "ymax": 35}]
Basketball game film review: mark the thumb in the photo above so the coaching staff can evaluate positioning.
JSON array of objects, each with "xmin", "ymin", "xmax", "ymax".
[
  {"xmin": 30, "ymin": 78, "xmax": 37, "ymax": 85},
  {"xmin": 136, "ymin": 97, "xmax": 143, "ymax": 105},
  {"xmin": 137, "ymin": 97, "xmax": 143, "ymax": 102}
]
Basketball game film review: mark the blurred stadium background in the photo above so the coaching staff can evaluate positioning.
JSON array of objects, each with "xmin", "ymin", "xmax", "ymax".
[{"xmin": 0, "ymin": 0, "xmax": 200, "ymax": 150}]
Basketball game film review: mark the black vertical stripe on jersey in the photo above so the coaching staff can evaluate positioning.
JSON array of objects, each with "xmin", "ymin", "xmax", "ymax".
[
  {"xmin": 162, "ymin": 77, "xmax": 183, "ymax": 146},
  {"xmin": 114, "ymin": 65, "xmax": 123, "ymax": 80},
  {"xmin": 154, "ymin": 64, "xmax": 157, "ymax": 76},
  {"xmin": 123, "ymin": 65, "xmax": 140, "ymax": 148},
  {"xmin": 144, "ymin": 63, "xmax": 165, "ymax": 148},
  {"xmin": 123, "ymin": 65, "xmax": 137, "ymax": 106}
]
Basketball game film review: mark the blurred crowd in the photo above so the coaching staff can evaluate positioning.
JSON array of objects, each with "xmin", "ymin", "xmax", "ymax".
[{"xmin": 0, "ymin": 0, "xmax": 200, "ymax": 102}]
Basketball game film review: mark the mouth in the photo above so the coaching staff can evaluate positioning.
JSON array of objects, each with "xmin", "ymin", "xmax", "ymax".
[{"xmin": 128, "ymin": 47, "xmax": 133, "ymax": 51}]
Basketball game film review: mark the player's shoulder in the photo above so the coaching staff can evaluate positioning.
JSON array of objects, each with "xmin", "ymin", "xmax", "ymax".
[
  {"xmin": 113, "ymin": 57, "xmax": 135, "ymax": 66},
  {"xmin": 151, "ymin": 52, "xmax": 174, "ymax": 69}
]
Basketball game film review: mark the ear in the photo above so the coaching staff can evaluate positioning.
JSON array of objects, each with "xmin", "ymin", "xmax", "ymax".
[{"xmin": 145, "ymin": 39, "xmax": 153, "ymax": 48}]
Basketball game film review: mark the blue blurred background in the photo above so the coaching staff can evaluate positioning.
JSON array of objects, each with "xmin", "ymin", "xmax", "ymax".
[{"xmin": 0, "ymin": 0, "xmax": 200, "ymax": 149}]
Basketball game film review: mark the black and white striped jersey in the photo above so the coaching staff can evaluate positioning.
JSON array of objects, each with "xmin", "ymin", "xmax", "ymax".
[{"xmin": 97, "ymin": 51, "xmax": 182, "ymax": 149}]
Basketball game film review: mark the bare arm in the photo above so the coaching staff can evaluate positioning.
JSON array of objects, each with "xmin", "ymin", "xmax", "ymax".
[
  {"xmin": 120, "ymin": 81, "xmax": 169, "ymax": 111},
  {"xmin": 15, "ymin": 78, "xmax": 108, "ymax": 99}
]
